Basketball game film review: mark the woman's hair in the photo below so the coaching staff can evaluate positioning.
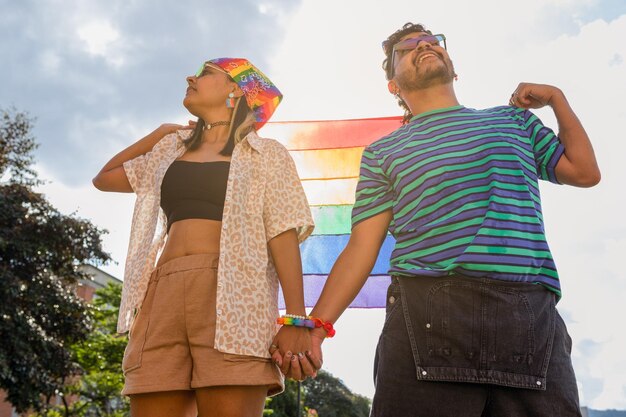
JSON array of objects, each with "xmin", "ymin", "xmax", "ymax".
[
  {"xmin": 183, "ymin": 95, "xmax": 255, "ymax": 156},
  {"xmin": 382, "ymin": 22, "xmax": 432, "ymax": 125}
]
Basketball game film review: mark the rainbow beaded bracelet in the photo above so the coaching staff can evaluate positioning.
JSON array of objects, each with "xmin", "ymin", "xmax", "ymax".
[
  {"xmin": 277, "ymin": 315, "xmax": 316, "ymax": 329},
  {"xmin": 276, "ymin": 315, "xmax": 336, "ymax": 338}
]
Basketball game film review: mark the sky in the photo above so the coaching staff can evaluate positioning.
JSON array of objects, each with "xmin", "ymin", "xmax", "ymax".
[{"xmin": 2, "ymin": 0, "xmax": 625, "ymax": 410}]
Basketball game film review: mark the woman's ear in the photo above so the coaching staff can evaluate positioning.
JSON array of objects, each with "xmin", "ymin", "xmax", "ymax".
[{"xmin": 232, "ymin": 84, "xmax": 245, "ymax": 99}]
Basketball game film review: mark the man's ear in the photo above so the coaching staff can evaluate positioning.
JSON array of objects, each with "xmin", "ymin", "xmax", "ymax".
[{"xmin": 387, "ymin": 80, "xmax": 398, "ymax": 95}]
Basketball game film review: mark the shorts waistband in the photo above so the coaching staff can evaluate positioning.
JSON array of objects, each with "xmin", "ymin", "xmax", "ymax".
[{"xmin": 151, "ymin": 253, "xmax": 219, "ymax": 281}]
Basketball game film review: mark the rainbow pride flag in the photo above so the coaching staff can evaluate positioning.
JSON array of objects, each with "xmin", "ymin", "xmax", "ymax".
[{"xmin": 262, "ymin": 116, "xmax": 403, "ymax": 309}]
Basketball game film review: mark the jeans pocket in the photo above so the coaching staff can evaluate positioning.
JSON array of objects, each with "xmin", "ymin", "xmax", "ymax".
[
  {"xmin": 487, "ymin": 287, "xmax": 537, "ymax": 370},
  {"xmin": 424, "ymin": 281, "xmax": 539, "ymax": 370},
  {"xmin": 399, "ymin": 276, "xmax": 555, "ymax": 388},
  {"xmin": 425, "ymin": 281, "xmax": 482, "ymax": 366}
]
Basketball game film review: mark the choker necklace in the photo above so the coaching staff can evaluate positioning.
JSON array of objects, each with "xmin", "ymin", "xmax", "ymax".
[{"xmin": 204, "ymin": 121, "xmax": 230, "ymax": 131}]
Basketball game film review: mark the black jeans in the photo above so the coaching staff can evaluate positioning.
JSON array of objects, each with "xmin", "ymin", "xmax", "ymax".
[{"xmin": 371, "ymin": 275, "xmax": 581, "ymax": 417}]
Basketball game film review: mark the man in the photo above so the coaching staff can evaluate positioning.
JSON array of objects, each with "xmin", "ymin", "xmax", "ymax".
[{"xmin": 298, "ymin": 22, "xmax": 599, "ymax": 416}]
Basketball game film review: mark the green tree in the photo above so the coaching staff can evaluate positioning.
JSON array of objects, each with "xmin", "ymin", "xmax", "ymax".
[
  {"xmin": 0, "ymin": 107, "xmax": 110, "ymax": 414},
  {"xmin": 302, "ymin": 371, "xmax": 370, "ymax": 417},
  {"xmin": 43, "ymin": 283, "xmax": 129, "ymax": 417},
  {"xmin": 266, "ymin": 370, "xmax": 371, "ymax": 417},
  {"xmin": 266, "ymin": 379, "xmax": 302, "ymax": 417}
]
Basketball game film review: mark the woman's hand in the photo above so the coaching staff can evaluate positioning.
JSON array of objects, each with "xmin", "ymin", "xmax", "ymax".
[
  {"xmin": 93, "ymin": 120, "xmax": 198, "ymax": 193},
  {"xmin": 158, "ymin": 120, "xmax": 196, "ymax": 135},
  {"xmin": 270, "ymin": 326, "xmax": 319, "ymax": 381}
]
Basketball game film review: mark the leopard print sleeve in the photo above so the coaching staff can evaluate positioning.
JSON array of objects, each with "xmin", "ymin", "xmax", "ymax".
[
  {"xmin": 262, "ymin": 140, "xmax": 315, "ymax": 243},
  {"xmin": 122, "ymin": 133, "xmax": 182, "ymax": 194},
  {"xmin": 122, "ymin": 153, "xmax": 148, "ymax": 193}
]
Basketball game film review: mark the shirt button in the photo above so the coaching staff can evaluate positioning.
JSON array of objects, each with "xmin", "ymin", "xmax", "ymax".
[
  {"xmin": 421, "ymin": 371, "xmax": 427, "ymax": 376},
  {"xmin": 389, "ymin": 296, "xmax": 395, "ymax": 304},
  {"xmin": 216, "ymin": 309, "xmax": 222, "ymax": 315},
  {"xmin": 536, "ymin": 381, "xmax": 542, "ymax": 386},
  {"xmin": 217, "ymin": 282, "xmax": 223, "ymax": 288}
]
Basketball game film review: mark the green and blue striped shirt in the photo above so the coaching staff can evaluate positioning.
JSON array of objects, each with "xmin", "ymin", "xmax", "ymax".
[{"xmin": 352, "ymin": 105, "xmax": 565, "ymax": 295}]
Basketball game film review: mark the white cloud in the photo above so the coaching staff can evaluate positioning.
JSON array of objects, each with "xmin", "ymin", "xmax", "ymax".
[
  {"xmin": 76, "ymin": 20, "xmax": 123, "ymax": 66},
  {"xmin": 39, "ymin": 50, "xmax": 61, "ymax": 73},
  {"xmin": 1, "ymin": 0, "xmax": 301, "ymax": 185}
]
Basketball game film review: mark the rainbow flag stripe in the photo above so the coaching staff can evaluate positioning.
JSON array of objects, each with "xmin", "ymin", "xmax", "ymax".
[{"xmin": 261, "ymin": 117, "xmax": 403, "ymax": 309}]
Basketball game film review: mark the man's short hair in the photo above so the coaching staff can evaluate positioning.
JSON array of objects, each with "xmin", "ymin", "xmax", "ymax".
[
  {"xmin": 382, "ymin": 22, "xmax": 432, "ymax": 80},
  {"xmin": 382, "ymin": 22, "xmax": 432, "ymax": 124}
]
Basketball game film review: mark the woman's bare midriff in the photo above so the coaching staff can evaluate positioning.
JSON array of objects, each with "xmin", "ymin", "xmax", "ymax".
[{"xmin": 157, "ymin": 219, "xmax": 222, "ymax": 267}]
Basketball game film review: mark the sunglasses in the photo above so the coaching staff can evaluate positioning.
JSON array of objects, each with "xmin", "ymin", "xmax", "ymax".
[
  {"xmin": 195, "ymin": 62, "xmax": 229, "ymax": 78},
  {"xmin": 385, "ymin": 34, "xmax": 447, "ymax": 77}
]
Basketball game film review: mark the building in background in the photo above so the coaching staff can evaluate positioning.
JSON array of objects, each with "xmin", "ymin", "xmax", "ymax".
[{"xmin": 74, "ymin": 265, "xmax": 122, "ymax": 302}]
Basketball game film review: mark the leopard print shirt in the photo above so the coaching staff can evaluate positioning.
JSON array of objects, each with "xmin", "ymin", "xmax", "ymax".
[{"xmin": 119, "ymin": 130, "xmax": 314, "ymax": 358}]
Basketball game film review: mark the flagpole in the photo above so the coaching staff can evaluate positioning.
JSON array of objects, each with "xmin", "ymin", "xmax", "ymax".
[{"xmin": 297, "ymin": 380, "xmax": 302, "ymax": 416}]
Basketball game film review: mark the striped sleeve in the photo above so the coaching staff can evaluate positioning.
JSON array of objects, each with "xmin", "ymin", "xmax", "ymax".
[
  {"xmin": 351, "ymin": 147, "xmax": 394, "ymax": 227},
  {"xmin": 523, "ymin": 110, "xmax": 565, "ymax": 184}
]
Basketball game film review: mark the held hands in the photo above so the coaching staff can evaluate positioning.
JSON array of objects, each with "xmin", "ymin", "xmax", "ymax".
[
  {"xmin": 509, "ymin": 83, "xmax": 564, "ymax": 109},
  {"xmin": 270, "ymin": 326, "xmax": 324, "ymax": 381}
]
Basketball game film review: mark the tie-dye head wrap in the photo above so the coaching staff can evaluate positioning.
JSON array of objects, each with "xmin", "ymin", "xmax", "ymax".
[{"xmin": 203, "ymin": 58, "xmax": 283, "ymax": 130}]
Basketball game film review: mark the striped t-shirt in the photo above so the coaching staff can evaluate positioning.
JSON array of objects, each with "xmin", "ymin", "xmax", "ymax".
[{"xmin": 352, "ymin": 105, "xmax": 565, "ymax": 295}]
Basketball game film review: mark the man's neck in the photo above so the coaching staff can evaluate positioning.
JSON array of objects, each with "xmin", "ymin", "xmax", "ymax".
[{"xmin": 403, "ymin": 83, "xmax": 460, "ymax": 117}]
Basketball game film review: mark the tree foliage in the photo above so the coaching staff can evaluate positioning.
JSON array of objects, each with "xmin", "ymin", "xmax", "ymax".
[
  {"xmin": 0, "ymin": 108, "xmax": 38, "ymax": 185},
  {"xmin": 0, "ymin": 107, "xmax": 110, "ymax": 413},
  {"xmin": 40, "ymin": 283, "xmax": 129, "ymax": 417},
  {"xmin": 266, "ymin": 371, "xmax": 371, "ymax": 417}
]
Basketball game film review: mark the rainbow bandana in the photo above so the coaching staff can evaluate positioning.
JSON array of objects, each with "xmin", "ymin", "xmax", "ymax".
[{"xmin": 205, "ymin": 58, "xmax": 282, "ymax": 130}]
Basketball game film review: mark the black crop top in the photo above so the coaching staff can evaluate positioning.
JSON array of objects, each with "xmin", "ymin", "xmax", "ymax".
[{"xmin": 160, "ymin": 160, "xmax": 230, "ymax": 232}]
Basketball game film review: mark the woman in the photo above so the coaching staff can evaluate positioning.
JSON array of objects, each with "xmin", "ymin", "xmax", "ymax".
[{"xmin": 93, "ymin": 58, "xmax": 316, "ymax": 417}]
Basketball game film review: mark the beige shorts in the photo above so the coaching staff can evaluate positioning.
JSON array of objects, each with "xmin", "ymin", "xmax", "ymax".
[{"xmin": 121, "ymin": 253, "xmax": 283, "ymax": 396}]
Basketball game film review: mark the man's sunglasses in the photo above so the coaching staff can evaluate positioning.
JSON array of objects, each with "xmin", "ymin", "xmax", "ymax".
[{"xmin": 384, "ymin": 34, "xmax": 447, "ymax": 78}]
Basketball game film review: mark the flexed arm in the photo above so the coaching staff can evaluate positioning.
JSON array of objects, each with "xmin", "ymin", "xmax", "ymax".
[{"xmin": 511, "ymin": 83, "xmax": 601, "ymax": 187}]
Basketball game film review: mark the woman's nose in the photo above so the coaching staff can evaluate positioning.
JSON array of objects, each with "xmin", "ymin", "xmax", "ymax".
[{"xmin": 186, "ymin": 75, "xmax": 195, "ymax": 85}]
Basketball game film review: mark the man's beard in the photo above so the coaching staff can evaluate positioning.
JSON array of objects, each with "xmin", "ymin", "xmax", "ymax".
[{"xmin": 396, "ymin": 55, "xmax": 456, "ymax": 91}]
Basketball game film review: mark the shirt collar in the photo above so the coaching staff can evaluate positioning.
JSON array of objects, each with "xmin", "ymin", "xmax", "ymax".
[
  {"xmin": 242, "ymin": 130, "xmax": 264, "ymax": 152},
  {"xmin": 174, "ymin": 129, "xmax": 264, "ymax": 153}
]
